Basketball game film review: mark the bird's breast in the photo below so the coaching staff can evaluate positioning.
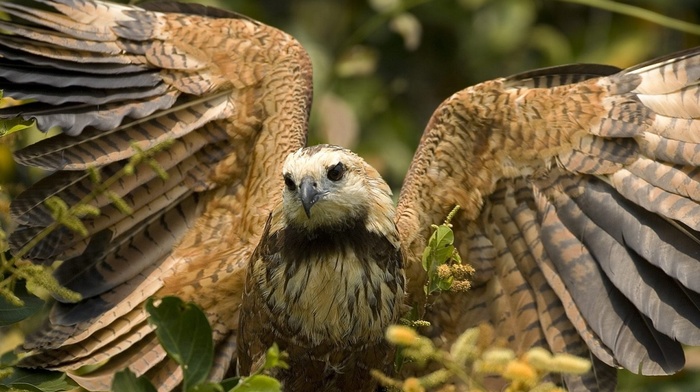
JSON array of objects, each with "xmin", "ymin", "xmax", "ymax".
[{"xmin": 254, "ymin": 225, "xmax": 405, "ymax": 347}]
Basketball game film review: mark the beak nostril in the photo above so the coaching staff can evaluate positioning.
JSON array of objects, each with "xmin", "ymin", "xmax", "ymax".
[{"xmin": 299, "ymin": 176, "xmax": 321, "ymax": 218}]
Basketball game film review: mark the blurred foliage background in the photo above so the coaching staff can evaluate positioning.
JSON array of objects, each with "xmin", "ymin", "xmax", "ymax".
[{"xmin": 2, "ymin": 0, "xmax": 700, "ymax": 390}]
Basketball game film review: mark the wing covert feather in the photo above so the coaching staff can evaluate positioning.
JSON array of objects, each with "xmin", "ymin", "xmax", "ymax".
[{"xmin": 398, "ymin": 47, "xmax": 700, "ymax": 389}]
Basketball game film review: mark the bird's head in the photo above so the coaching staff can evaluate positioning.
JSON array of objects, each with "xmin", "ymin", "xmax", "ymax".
[{"xmin": 280, "ymin": 144, "xmax": 396, "ymax": 235}]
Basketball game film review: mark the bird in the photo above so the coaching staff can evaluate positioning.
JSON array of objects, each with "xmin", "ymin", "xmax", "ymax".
[
  {"xmin": 1, "ymin": 0, "xmax": 700, "ymax": 391},
  {"xmin": 237, "ymin": 145, "xmax": 404, "ymax": 391}
]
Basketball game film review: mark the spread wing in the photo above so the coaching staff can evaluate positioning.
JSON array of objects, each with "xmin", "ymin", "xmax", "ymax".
[
  {"xmin": 0, "ymin": 0, "xmax": 312, "ymax": 390},
  {"xmin": 396, "ymin": 49, "xmax": 700, "ymax": 390}
]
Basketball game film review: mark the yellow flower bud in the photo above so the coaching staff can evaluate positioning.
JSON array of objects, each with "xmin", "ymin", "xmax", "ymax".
[
  {"xmin": 524, "ymin": 347, "xmax": 553, "ymax": 370},
  {"xmin": 503, "ymin": 360, "xmax": 538, "ymax": 383},
  {"xmin": 386, "ymin": 325, "xmax": 419, "ymax": 346},
  {"xmin": 482, "ymin": 348, "xmax": 516, "ymax": 365},
  {"xmin": 412, "ymin": 319, "xmax": 432, "ymax": 328},
  {"xmin": 528, "ymin": 382, "xmax": 565, "ymax": 392},
  {"xmin": 451, "ymin": 263, "xmax": 475, "ymax": 280},
  {"xmin": 437, "ymin": 264, "xmax": 452, "ymax": 279},
  {"xmin": 450, "ymin": 280, "xmax": 472, "ymax": 292},
  {"xmin": 550, "ymin": 353, "xmax": 591, "ymax": 375},
  {"xmin": 450, "ymin": 326, "xmax": 479, "ymax": 363},
  {"xmin": 473, "ymin": 358, "xmax": 506, "ymax": 374},
  {"xmin": 476, "ymin": 323, "xmax": 495, "ymax": 351},
  {"xmin": 402, "ymin": 377, "xmax": 425, "ymax": 392}
]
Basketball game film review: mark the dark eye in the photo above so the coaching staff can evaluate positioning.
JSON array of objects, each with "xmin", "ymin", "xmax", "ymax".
[
  {"xmin": 284, "ymin": 175, "xmax": 296, "ymax": 191},
  {"xmin": 327, "ymin": 162, "xmax": 345, "ymax": 182}
]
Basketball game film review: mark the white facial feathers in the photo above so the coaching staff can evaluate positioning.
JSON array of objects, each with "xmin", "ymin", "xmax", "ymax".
[{"xmin": 280, "ymin": 145, "xmax": 397, "ymax": 241}]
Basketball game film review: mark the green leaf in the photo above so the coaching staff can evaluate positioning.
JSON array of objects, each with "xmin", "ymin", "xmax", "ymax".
[
  {"xmin": 112, "ymin": 368, "xmax": 157, "ymax": 392},
  {"xmin": 421, "ymin": 245, "xmax": 431, "ymax": 271},
  {"xmin": 0, "ymin": 280, "xmax": 45, "ymax": 326},
  {"xmin": 263, "ymin": 343, "xmax": 289, "ymax": 370},
  {"xmin": 220, "ymin": 377, "xmax": 241, "ymax": 391},
  {"xmin": 451, "ymin": 249, "xmax": 462, "ymax": 265},
  {"xmin": 0, "ymin": 368, "xmax": 76, "ymax": 392},
  {"xmin": 433, "ymin": 225, "xmax": 454, "ymax": 248},
  {"xmin": 0, "ymin": 351, "xmax": 18, "ymax": 367},
  {"xmin": 145, "ymin": 296, "xmax": 213, "ymax": 391},
  {"xmin": 438, "ymin": 276, "xmax": 454, "ymax": 291},
  {"xmin": 190, "ymin": 382, "xmax": 224, "ymax": 392},
  {"xmin": 0, "ymin": 118, "xmax": 34, "ymax": 137},
  {"xmin": 231, "ymin": 375, "xmax": 281, "ymax": 392},
  {"xmin": 436, "ymin": 244, "xmax": 455, "ymax": 266}
]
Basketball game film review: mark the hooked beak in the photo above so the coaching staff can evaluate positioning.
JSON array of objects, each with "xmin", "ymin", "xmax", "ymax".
[{"xmin": 299, "ymin": 176, "xmax": 321, "ymax": 218}]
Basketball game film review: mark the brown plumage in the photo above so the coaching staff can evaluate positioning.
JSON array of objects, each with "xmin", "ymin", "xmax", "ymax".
[
  {"xmin": 237, "ymin": 146, "xmax": 404, "ymax": 391},
  {"xmin": 2, "ymin": 1, "xmax": 700, "ymax": 391}
]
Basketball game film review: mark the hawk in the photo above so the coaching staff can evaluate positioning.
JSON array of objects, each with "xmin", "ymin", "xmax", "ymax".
[
  {"xmin": 1, "ymin": 0, "xmax": 699, "ymax": 391},
  {"xmin": 237, "ymin": 145, "xmax": 404, "ymax": 391}
]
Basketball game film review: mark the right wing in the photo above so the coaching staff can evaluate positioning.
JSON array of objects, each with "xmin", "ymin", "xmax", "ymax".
[
  {"xmin": 396, "ymin": 48, "xmax": 700, "ymax": 391},
  {"xmin": 0, "ymin": 1, "xmax": 312, "ymax": 390}
]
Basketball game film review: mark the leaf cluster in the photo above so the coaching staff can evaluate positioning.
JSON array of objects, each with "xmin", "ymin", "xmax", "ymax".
[
  {"xmin": 0, "ymin": 140, "xmax": 176, "ymax": 390},
  {"xmin": 0, "ymin": 295, "xmax": 288, "ymax": 392},
  {"xmin": 421, "ymin": 205, "xmax": 474, "ymax": 298},
  {"xmin": 112, "ymin": 296, "xmax": 288, "ymax": 392},
  {"xmin": 0, "ymin": 139, "xmax": 175, "ymax": 323},
  {"xmin": 0, "ymin": 92, "xmax": 33, "ymax": 137}
]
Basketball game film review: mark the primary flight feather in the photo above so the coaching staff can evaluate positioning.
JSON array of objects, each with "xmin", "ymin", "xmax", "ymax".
[{"xmin": 1, "ymin": 1, "xmax": 700, "ymax": 391}]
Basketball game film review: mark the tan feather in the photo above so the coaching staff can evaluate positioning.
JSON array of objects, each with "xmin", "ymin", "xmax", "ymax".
[
  {"xmin": 0, "ymin": 2, "xmax": 118, "ymax": 41},
  {"xmin": 5, "ymin": 0, "xmax": 313, "ymax": 388},
  {"xmin": 398, "ymin": 46, "xmax": 700, "ymax": 389}
]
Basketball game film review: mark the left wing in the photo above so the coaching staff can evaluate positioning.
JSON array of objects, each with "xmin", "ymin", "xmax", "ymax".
[
  {"xmin": 396, "ymin": 49, "xmax": 700, "ymax": 391},
  {"xmin": 0, "ymin": 1, "xmax": 312, "ymax": 390}
]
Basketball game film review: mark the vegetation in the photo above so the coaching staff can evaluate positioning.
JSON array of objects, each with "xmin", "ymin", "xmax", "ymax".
[
  {"xmin": 378, "ymin": 323, "xmax": 591, "ymax": 391},
  {"xmin": 2, "ymin": 0, "xmax": 700, "ymax": 391}
]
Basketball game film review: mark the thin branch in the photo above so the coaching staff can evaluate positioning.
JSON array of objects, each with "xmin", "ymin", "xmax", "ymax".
[{"xmin": 561, "ymin": 0, "xmax": 700, "ymax": 35}]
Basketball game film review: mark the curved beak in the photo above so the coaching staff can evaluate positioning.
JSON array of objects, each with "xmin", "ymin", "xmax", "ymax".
[{"xmin": 299, "ymin": 176, "xmax": 321, "ymax": 218}]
